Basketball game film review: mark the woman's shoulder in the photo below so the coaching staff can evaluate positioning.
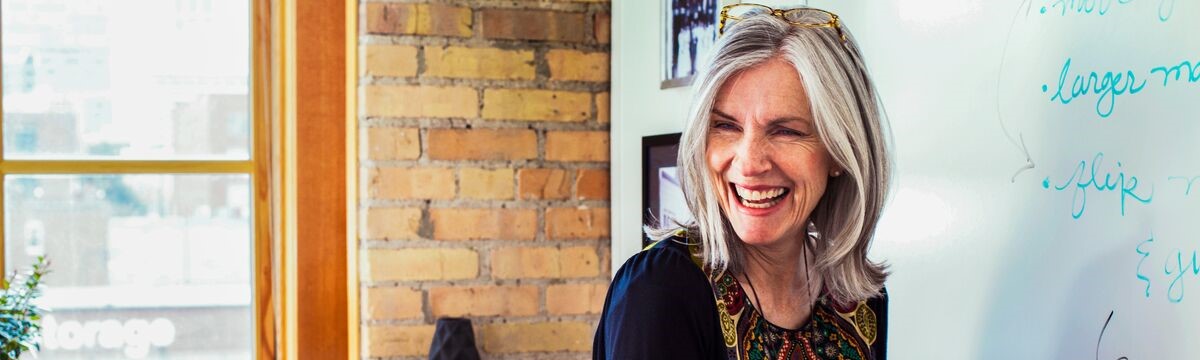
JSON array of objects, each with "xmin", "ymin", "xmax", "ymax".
[
  {"xmin": 595, "ymin": 235, "xmax": 725, "ymax": 358},
  {"xmin": 611, "ymin": 236, "xmax": 708, "ymax": 294}
]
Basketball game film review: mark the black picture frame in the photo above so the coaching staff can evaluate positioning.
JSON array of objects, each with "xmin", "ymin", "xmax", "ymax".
[{"xmin": 642, "ymin": 133, "xmax": 685, "ymax": 246}]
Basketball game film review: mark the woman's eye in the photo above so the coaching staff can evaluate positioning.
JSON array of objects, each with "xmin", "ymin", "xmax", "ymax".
[
  {"xmin": 711, "ymin": 121, "xmax": 739, "ymax": 131},
  {"xmin": 774, "ymin": 128, "xmax": 806, "ymax": 137}
]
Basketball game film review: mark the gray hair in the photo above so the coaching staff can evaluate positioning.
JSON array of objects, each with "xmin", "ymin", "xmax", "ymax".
[{"xmin": 648, "ymin": 8, "xmax": 892, "ymax": 304}]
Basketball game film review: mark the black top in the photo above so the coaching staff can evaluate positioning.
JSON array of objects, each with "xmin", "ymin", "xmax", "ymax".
[
  {"xmin": 593, "ymin": 239, "xmax": 888, "ymax": 360},
  {"xmin": 593, "ymin": 238, "xmax": 726, "ymax": 359}
]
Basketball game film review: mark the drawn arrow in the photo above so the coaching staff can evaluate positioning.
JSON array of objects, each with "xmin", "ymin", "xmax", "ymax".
[{"xmin": 996, "ymin": 0, "xmax": 1037, "ymax": 183}]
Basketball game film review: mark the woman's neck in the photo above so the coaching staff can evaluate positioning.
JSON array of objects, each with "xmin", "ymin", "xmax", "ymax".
[
  {"xmin": 740, "ymin": 233, "xmax": 820, "ymax": 329},
  {"xmin": 743, "ymin": 234, "xmax": 809, "ymax": 290}
]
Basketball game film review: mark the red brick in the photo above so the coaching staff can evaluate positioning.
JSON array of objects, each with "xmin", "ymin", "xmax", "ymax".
[
  {"xmin": 546, "ymin": 207, "xmax": 609, "ymax": 239},
  {"xmin": 517, "ymin": 168, "xmax": 570, "ymax": 200},
  {"xmin": 594, "ymin": 12, "xmax": 611, "ymax": 44},
  {"xmin": 481, "ymin": 9, "xmax": 587, "ymax": 42},
  {"xmin": 430, "ymin": 208, "xmax": 537, "ymax": 241},
  {"xmin": 596, "ymin": 92, "xmax": 610, "ymax": 123},
  {"xmin": 427, "ymin": 129, "xmax": 538, "ymax": 161},
  {"xmin": 545, "ymin": 131, "xmax": 609, "ymax": 162},
  {"xmin": 365, "ymin": 3, "xmax": 472, "ymax": 38},
  {"xmin": 575, "ymin": 169, "xmax": 609, "ymax": 200},
  {"xmin": 546, "ymin": 283, "xmax": 607, "ymax": 315},
  {"xmin": 429, "ymin": 285, "xmax": 539, "ymax": 317}
]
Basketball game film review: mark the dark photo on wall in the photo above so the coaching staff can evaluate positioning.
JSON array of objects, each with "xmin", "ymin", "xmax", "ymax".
[
  {"xmin": 642, "ymin": 133, "xmax": 693, "ymax": 246},
  {"xmin": 662, "ymin": 0, "xmax": 718, "ymax": 89}
]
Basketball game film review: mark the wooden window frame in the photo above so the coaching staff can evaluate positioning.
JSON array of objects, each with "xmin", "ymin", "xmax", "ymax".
[{"xmin": 0, "ymin": 0, "xmax": 359, "ymax": 357}]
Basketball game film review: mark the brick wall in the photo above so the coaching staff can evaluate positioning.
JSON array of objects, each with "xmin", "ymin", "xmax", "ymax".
[{"xmin": 358, "ymin": 1, "xmax": 611, "ymax": 358}]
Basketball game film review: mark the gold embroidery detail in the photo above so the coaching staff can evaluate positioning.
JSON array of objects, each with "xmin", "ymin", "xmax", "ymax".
[
  {"xmin": 718, "ymin": 299, "xmax": 737, "ymax": 347},
  {"xmin": 853, "ymin": 302, "xmax": 878, "ymax": 345}
]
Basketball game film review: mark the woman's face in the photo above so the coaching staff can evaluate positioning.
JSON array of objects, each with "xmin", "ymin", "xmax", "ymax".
[{"xmin": 706, "ymin": 57, "xmax": 837, "ymax": 248}]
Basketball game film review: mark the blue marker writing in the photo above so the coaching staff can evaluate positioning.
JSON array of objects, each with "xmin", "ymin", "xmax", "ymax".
[
  {"xmin": 1049, "ymin": 58, "xmax": 1147, "ymax": 118},
  {"xmin": 1167, "ymin": 176, "xmax": 1200, "ymax": 195},
  {"xmin": 1163, "ymin": 249, "xmax": 1200, "ymax": 303},
  {"xmin": 1043, "ymin": 152, "xmax": 1153, "ymax": 219},
  {"xmin": 1047, "ymin": 0, "xmax": 1133, "ymax": 16},
  {"xmin": 1158, "ymin": 0, "xmax": 1176, "ymax": 21},
  {"xmin": 1149, "ymin": 60, "xmax": 1200, "ymax": 86},
  {"xmin": 1137, "ymin": 235, "xmax": 1154, "ymax": 299}
]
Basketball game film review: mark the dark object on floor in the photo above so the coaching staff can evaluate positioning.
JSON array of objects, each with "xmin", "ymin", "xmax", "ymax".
[{"xmin": 429, "ymin": 317, "xmax": 481, "ymax": 360}]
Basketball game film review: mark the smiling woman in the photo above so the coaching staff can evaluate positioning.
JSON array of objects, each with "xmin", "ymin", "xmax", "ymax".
[{"xmin": 595, "ymin": 4, "xmax": 892, "ymax": 360}]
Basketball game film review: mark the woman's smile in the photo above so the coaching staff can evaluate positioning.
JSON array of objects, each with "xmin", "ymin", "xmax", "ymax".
[{"xmin": 730, "ymin": 182, "xmax": 791, "ymax": 211}]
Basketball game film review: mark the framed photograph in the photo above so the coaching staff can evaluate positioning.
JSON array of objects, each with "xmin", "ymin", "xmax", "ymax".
[
  {"xmin": 642, "ymin": 133, "xmax": 693, "ymax": 245},
  {"xmin": 662, "ymin": 0, "xmax": 719, "ymax": 89}
]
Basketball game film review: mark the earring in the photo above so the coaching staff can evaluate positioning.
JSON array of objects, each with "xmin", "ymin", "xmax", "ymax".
[{"xmin": 831, "ymin": 170, "xmax": 842, "ymax": 177}]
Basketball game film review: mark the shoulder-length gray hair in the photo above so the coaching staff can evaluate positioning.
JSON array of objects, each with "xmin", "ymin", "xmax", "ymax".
[{"xmin": 649, "ymin": 8, "xmax": 892, "ymax": 304}]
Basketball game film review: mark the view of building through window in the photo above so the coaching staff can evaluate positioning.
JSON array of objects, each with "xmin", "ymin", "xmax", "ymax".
[{"xmin": 2, "ymin": 0, "xmax": 254, "ymax": 358}]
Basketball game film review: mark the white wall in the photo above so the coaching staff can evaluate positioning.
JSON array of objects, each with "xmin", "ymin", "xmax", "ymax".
[{"xmin": 609, "ymin": 0, "xmax": 695, "ymax": 272}]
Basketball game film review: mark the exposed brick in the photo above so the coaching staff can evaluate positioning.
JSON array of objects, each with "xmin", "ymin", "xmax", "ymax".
[
  {"xmin": 364, "ymin": 85, "xmax": 477, "ymax": 118},
  {"xmin": 561, "ymin": 246, "xmax": 601, "ymax": 277},
  {"xmin": 425, "ymin": 46, "xmax": 535, "ymax": 80},
  {"xmin": 482, "ymin": 89, "xmax": 591, "ymax": 122},
  {"xmin": 363, "ymin": 207, "xmax": 422, "ymax": 240},
  {"xmin": 575, "ymin": 169, "xmax": 609, "ymax": 200},
  {"xmin": 546, "ymin": 50, "xmax": 609, "ymax": 82},
  {"xmin": 430, "ymin": 208, "xmax": 537, "ymax": 240},
  {"xmin": 480, "ymin": 9, "xmax": 587, "ymax": 42},
  {"xmin": 596, "ymin": 92, "xmax": 610, "ymax": 124},
  {"xmin": 429, "ymin": 285, "xmax": 539, "ymax": 317},
  {"xmin": 546, "ymin": 283, "xmax": 607, "ymax": 315},
  {"xmin": 364, "ymin": 248, "xmax": 479, "ymax": 281},
  {"xmin": 365, "ymin": 287, "xmax": 424, "ymax": 320},
  {"xmin": 367, "ymin": 167, "xmax": 455, "ymax": 200},
  {"xmin": 545, "ymin": 131, "xmax": 609, "ymax": 162},
  {"xmin": 363, "ymin": 45, "xmax": 419, "ymax": 77},
  {"xmin": 459, "ymin": 168, "xmax": 514, "ymax": 200},
  {"xmin": 479, "ymin": 322, "xmax": 594, "ymax": 353},
  {"xmin": 517, "ymin": 168, "xmax": 570, "ymax": 200},
  {"xmin": 365, "ymin": 127, "xmax": 420, "ymax": 160},
  {"xmin": 427, "ymin": 128, "xmax": 537, "ymax": 161},
  {"xmin": 365, "ymin": 3, "xmax": 472, "ymax": 38},
  {"xmin": 594, "ymin": 12, "xmax": 611, "ymax": 44},
  {"xmin": 491, "ymin": 246, "xmax": 599, "ymax": 279},
  {"xmin": 546, "ymin": 207, "xmax": 609, "ymax": 240},
  {"xmin": 364, "ymin": 325, "xmax": 436, "ymax": 357},
  {"xmin": 358, "ymin": 1, "xmax": 611, "ymax": 356}
]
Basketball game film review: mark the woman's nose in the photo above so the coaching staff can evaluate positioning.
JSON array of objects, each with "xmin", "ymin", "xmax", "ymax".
[{"xmin": 733, "ymin": 135, "xmax": 772, "ymax": 177}]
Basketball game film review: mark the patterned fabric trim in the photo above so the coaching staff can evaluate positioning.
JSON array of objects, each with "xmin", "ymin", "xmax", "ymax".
[
  {"xmin": 692, "ymin": 245, "xmax": 875, "ymax": 360},
  {"xmin": 644, "ymin": 235, "xmax": 881, "ymax": 359}
]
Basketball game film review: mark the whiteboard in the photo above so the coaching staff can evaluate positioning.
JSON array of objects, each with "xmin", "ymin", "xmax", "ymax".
[{"xmin": 801, "ymin": 0, "xmax": 1200, "ymax": 358}]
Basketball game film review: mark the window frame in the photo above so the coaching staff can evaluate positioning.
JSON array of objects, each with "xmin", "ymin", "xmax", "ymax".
[{"xmin": 0, "ymin": 0, "xmax": 282, "ymax": 358}]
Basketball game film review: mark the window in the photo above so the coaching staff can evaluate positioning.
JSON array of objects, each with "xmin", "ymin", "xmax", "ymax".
[{"xmin": 2, "ymin": 0, "xmax": 268, "ymax": 358}]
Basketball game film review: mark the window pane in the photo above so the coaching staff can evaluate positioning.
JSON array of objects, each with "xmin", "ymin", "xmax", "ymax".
[
  {"xmin": 6, "ymin": 174, "xmax": 252, "ymax": 359},
  {"xmin": 1, "ymin": 0, "xmax": 251, "ymax": 160}
]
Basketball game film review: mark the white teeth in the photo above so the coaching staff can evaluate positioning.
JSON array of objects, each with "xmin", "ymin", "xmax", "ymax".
[
  {"xmin": 734, "ymin": 186, "xmax": 786, "ymax": 201},
  {"xmin": 739, "ymin": 195, "xmax": 781, "ymax": 208}
]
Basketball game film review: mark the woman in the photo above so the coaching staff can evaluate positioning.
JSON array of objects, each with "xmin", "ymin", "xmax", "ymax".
[{"xmin": 594, "ymin": 4, "xmax": 891, "ymax": 360}]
